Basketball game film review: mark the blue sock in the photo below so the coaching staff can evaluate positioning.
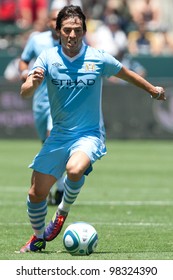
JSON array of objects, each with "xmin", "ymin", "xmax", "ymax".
[{"xmin": 58, "ymin": 175, "xmax": 85, "ymax": 213}]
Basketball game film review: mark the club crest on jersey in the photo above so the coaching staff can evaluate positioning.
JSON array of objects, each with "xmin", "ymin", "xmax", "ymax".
[{"xmin": 85, "ymin": 63, "xmax": 96, "ymax": 72}]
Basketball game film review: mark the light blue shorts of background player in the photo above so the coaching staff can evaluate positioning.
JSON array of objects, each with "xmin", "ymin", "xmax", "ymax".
[{"xmin": 33, "ymin": 110, "xmax": 52, "ymax": 143}]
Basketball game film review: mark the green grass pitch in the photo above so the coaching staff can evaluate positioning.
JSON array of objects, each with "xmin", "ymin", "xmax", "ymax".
[{"xmin": 0, "ymin": 139, "xmax": 173, "ymax": 260}]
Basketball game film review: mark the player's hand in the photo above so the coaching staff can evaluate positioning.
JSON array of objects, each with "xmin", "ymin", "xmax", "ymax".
[
  {"xmin": 151, "ymin": 86, "xmax": 166, "ymax": 101},
  {"xmin": 32, "ymin": 68, "xmax": 44, "ymax": 87}
]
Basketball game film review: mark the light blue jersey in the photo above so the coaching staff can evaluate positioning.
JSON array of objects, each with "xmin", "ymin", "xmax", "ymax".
[
  {"xmin": 29, "ymin": 44, "xmax": 122, "ymax": 179},
  {"xmin": 32, "ymin": 43, "xmax": 122, "ymax": 141},
  {"xmin": 21, "ymin": 31, "xmax": 59, "ymax": 141}
]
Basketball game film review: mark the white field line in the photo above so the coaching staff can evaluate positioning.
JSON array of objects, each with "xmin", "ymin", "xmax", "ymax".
[
  {"xmin": 75, "ymin": 201, "xmax": 173, "ymax": 206},
  {"xmin": 0, "ymin": 200, "xmax": 173, "ymax": 206},
  {"xmin": 0, "ymin": 222, "xmax": 172, "ymax": 227}
]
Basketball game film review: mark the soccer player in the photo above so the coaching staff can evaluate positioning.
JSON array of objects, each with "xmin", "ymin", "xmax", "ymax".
[
  {"xmin": 19, "ymin": 8, "xmax": 64, "ymax": 205},
  {"xmin": 19, "ymin": 5, "xmax": 166, "ymax": 253}
]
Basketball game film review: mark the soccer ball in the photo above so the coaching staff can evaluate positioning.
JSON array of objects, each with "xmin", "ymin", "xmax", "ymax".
[{"xmin": 63, "ymin": 222, "xmax": 98, "ymax": 256}]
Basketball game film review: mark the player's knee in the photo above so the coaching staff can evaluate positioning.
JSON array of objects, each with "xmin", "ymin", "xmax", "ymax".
[
  {"xmin": 66, "ymin": 163, "xmax": 84, "ymax": 181},
  {"xmin": 28, "ymin": 188, "xmax": 46, "ymax": 203}
]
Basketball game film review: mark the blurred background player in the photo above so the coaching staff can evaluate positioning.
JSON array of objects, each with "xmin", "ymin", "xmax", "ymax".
[{"xmin": 19, "ymin": 8, "xmax": 64, "ymax": 205}]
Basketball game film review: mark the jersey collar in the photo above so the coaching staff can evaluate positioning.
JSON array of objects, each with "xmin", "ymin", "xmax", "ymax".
[{"xmin": 61, "ymin": 42, "xmax": 86, "ymax": 62}]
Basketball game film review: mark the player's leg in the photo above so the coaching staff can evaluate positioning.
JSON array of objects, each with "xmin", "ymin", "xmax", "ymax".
[
  {"xmin": 20, "ymin": 171, "xmax": 56, "ymax": 253},
  {"xmin": 44, "ymin": 151, "xmax": 90, "ymax": 241},
  {"xmin": 44, "ymin": 135, "xmax": 106, "ymax": 242},
  {"xmin": 59, "ymin": 151, "xmax": 90, "ymax": 210}
]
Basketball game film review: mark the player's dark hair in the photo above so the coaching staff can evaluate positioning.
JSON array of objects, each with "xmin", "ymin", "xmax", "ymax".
[{"xmin": 56, "ymin": 5, "xmax": 87, "ymax": 32}]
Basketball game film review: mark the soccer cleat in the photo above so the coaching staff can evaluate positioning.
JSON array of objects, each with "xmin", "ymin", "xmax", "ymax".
[
  {"xmin": 20, "ymin": 235, "xmax": 46, "ymax": 253},
  {"xmin": 44, "ymin": 211, "xmax": 67, "ymax": 241}
]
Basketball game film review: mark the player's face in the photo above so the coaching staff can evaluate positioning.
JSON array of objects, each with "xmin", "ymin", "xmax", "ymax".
[{"xmin": 59, "ymin": 17, "xmax": 85, "ymax": 57}]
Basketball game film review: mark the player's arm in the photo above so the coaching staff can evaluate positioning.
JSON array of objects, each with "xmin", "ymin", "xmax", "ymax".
[
  {"xmin": 20, "ymin": 68, "xmax": 44, "ymax": 99},
  {"xmin": 19, "ymin": 60, "xmax": 30, "ymax": 82},
  {"xmin": 115, "ymin": 66, "xmax": 166, "ymax": 100}
]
